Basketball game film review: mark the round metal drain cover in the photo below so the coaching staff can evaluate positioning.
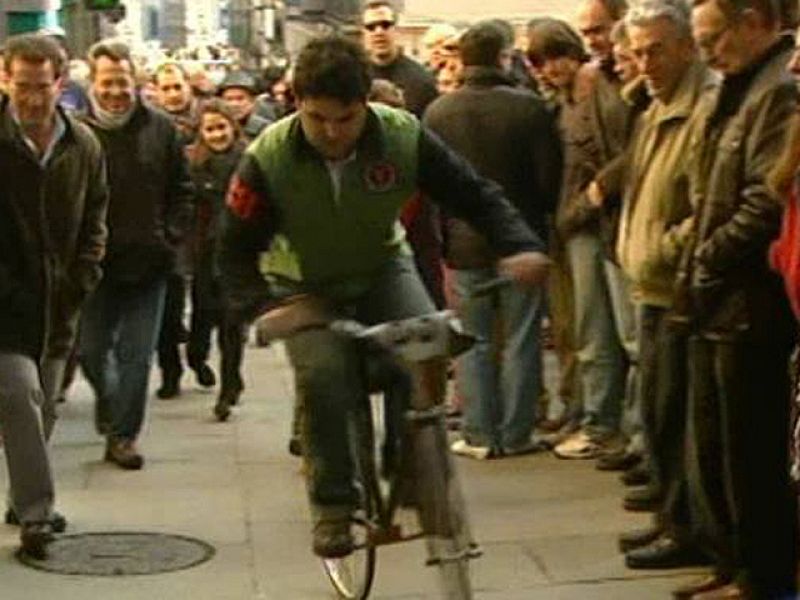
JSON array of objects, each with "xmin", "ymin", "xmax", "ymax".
[{"xmin": 17, "ymin": 532, "xmax": 215, "ymax": 576}]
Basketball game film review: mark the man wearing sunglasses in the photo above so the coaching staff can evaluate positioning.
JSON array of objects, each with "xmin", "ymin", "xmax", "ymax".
[{"xmin": 361, "ymin": 0, "xmax": 437, "ymax": 117}]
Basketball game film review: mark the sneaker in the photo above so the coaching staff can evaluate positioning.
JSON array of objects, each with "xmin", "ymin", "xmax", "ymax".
[
  {"xmin": 312, "ymin": 515, "xmax": 354, "ymax": 558},
  {"xmin": 450, "ymin": 438, "xmax": 492, "ymax": 460},
  {"xmin": 553, "ymin": 430, "xmax": 605, "ymax": 460},
  {"xmin": 538, "ymin": 420, "xmax": 580, "ymax": 449},
  {"xmin": 104, "ymin": 438, "xmax": 144, "ymax": 470}
]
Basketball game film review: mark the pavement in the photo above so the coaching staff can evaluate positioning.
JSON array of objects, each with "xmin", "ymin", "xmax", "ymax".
[{"xmin": 0, "ymin": 344, "xmax": 705, "ymax": 599}]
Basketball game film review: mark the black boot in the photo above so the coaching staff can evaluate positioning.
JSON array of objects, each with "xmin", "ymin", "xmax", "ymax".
[{"xmin": 157, "ymin": 370, "xmax": 182, "ymax": 399}]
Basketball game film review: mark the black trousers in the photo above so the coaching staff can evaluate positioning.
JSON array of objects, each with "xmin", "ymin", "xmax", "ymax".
[
  {"xmin": 640, "ymin": 306, "xmax": 693, "ymax": 537},
  {"xmin": 157, "ymin": 272, "xmax": 187, "ymax": 377},
  {"xmin": 686, "ymin": 332, "xmax": 797, "ymax": 598},
  {"xmin": 187, "ymin": 267, "xmax": 245, "ymax": 397}
]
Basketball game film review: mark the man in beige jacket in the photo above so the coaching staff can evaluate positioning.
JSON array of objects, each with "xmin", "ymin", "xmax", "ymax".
[{"xmin": 610, "ymin": 0, "xmax": 719, "ymax": 572}]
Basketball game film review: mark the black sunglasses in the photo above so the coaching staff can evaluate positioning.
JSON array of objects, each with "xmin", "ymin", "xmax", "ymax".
[{"xmin": 364, "ymin": 20, "xmax": 395, "ymax": 32}]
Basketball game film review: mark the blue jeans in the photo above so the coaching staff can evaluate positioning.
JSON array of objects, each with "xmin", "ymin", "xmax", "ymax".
[
  {"xmin": 79, "ymin": 278, "xmax": 166, "ymax": 441},
  {"xmin": 454, "ymin": 268, "xmax": 543, "ymax": 451},
  {"xmin": 566, "ymin": 233, "xmax": 626, "ymax": 434}
]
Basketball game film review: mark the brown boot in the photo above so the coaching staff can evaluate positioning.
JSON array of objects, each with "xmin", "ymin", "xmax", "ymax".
[
  {"xmin": 20, "ymin": 521, "xmax": 55, "ymax": 560},
  {"xmin": 105, "ymin": 438, "xmax": 144, "ymax": 470}
]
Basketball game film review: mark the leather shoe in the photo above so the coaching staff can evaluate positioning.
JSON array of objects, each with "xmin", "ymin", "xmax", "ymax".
[
  {"xmin": 623, "ymin": 486, "xmax": 662, "ymax": 512},
  {"xmin": 5, "ymin": 508, "xmax": 67, "ymax": 533},
  {"xmin": 19, "ymin": 521, "xmax": 55, "ymax": 560},
  {"xmin": 625, "ymin": 536, "xmax": 709, "ymax": 570},
  {"xmin": 621, "ymin": 464, "xmax": 651, "ymax": 487},
  {"xmin": 618, "ymin": 525, "xmax": 663, "ymax": 553},
  {"xmin": 313, "ymin": 517, "xmax": 354, "ymax": 558},
  {"xmin": 690, "ymin": 582, "xmax": 745, "ymax": 599},
  {"xmin": 193, "ymin": 363, "xmax": 217, "ymax": 388},
  {"xmin": 597, "ymin": 449, "xmax": 641, "ymax": 472},
  {"xmin": 673, "ymin": 574, "xmax": 731, "ymax": 599},
  {"xmin": 156, "ymin": 371, "xmax": 181, "ymax": 399},
  {"xmin": 105, "ymin": 438, "xmax": 144, "ymax": 470}
]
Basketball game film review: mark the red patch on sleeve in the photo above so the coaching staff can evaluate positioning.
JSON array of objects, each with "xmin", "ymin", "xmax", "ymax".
[
  {"xmin": 226, "ymin": 175, "xmax": 263, "ymax": 221},
  {"xmin": 400, "ymin": 192, "xmax": 423, "ymax": 228}
]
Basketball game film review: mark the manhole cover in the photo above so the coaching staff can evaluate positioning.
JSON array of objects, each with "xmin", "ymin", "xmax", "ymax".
[{"xmin": 17, "ymin": 532, "xmax": 215, "ymax": 576}]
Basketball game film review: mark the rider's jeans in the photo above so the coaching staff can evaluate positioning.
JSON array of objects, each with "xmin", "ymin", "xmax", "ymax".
[
  {"xmin": 453, "ymin": 268, "xmax": 543, "ymax": 451},
  {"xmin": 284, "ymin": 256, "xmax": 435, "ymax": 513}
]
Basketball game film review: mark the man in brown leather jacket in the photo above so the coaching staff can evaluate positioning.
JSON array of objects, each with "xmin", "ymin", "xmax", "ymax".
[{"xmin": 672, "ymin": 1, "xmax": 798, "ymax": 597}]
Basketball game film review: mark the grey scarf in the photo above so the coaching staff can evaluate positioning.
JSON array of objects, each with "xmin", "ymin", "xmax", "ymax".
[{"xmin": 88, "ymin": 89, "xmax": 136, "ymax": 130}]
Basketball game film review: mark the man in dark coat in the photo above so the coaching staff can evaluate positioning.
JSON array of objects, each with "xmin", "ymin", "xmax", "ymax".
[
  {"xmin": 79, "ymin": 40, "xmax": 194, "ymax": 470},
  {"xmin": 424, "ymin": 21, "xmax": 561, "ymax": 457},
  {"xmin": 0, "ymin": 34, "xmax": 108, "ymax": 558},
  {"xmin": 361, "ymin": 0, "xmax": 438, "ymax": 117},
  {"xmin": 670, "ymin": 1, "xmax": 799, "ymax": 597}
]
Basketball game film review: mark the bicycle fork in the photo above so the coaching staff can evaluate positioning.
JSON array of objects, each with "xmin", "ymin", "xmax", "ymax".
[{"xmin": 405, "ymin": 359, "xmax": 480, "ymax": 599}]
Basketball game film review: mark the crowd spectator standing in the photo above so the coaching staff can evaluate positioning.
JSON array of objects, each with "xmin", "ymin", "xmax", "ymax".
[
  {"xmin": 78, "ymin": 40, "xmax": 194, "ymax": 470},
  {"xmin": 609, "ymin": 0, "xmax": 718, "ymax": 572},
  {"xmin": 361, "ymin": 0, "xmax": 438, "ymax": 117},
  {"xmin": 425, "ymin": 21, "xmax": 561, "ymax": 458},
  {"xmin": 527, "ymin": 1, "xmax": 636, "ymax": 462},
  {"xmin": 0, "ymin": 33, "xmax": 108, "ymax": 558},
  {"xmin": 674, "ymin": 1, "xmax": 798, "ymax": 597}
]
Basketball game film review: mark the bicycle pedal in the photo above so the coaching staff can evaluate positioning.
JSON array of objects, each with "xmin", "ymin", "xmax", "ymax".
[{"xmin": 369, "ymin": 524, "xmax": 407, "ymax": 545}]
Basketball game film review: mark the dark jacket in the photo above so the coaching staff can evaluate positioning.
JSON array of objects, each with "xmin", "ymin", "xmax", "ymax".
[
  {"xmin": 556, "ymin": 64, "xmax": 633, "ymax": 241},
  {"xmin": 424, "ymin": 66, "xmax": 562, "ymax": 269},
  {"xmin": 673, "ymin": 36, "xmax": 797, "ymax": 340},
  {"xmin": 81, "ymin": 101, "xmax": 194, "ymax": 285},
  {"xmin": 372, "ymin": 53, "xmax": 438, "ymax": 118},
  {"xmin": 0, "ymin": 98, "xmax": 109, "ymax": 359},
  {"xmin": 191, "ymin": 145, "xmax": 245, "ymax": 247},
  {"xmin": 190, "ymin": 144, "xmax": 244, "ymax": 312}
]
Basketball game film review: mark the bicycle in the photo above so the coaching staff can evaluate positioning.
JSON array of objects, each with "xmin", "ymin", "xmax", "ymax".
[{"xmin": 254, "ymin": 282, "xmax": 509, "ymax": 600}]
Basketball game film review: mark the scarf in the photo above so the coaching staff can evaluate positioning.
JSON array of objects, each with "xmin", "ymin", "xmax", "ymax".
[{"xmin": 88, "ymin": 89, "xmax": 136, "ymax": 130}]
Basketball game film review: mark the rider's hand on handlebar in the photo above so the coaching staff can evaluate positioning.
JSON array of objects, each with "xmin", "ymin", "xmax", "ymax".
[{"xmin": 497, "ymin": 251, "xmax": 551, "ymax": 288}]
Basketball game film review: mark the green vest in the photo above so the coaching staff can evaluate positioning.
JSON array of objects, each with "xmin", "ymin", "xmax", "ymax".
[{"xmin": 251, "ymin": 104, "xmax": 420, "ymax": 299}]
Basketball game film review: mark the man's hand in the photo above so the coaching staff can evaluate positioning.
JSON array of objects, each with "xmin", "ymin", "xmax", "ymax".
[
  {"xmin": 587, "ymin": 180, "xmax": 604, "ymax": 208},
  {"xmin": 498, "ymin": 251, "xmax": 551, "ymax": 287}
]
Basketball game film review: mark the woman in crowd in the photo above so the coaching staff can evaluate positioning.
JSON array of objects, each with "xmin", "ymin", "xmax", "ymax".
[{"xmin": 186, "ymin": 100, "xmax": 248, "ymax": 421}]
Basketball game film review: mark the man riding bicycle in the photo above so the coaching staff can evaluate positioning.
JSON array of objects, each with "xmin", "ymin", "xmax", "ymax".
[{"xmin": 217, "ymin": 36, "xmax": 549, "ymax": 559}]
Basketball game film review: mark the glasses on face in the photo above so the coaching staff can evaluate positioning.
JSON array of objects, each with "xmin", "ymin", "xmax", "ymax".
[{"xmin": 364, "ymin": 20, "xmax": 395, "ymax": 32}]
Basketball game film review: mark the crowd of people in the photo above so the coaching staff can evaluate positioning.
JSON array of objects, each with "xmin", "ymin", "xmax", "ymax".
[{"xmin": 2, "ymin": 0, "xmax": 800, "ymax": 598}]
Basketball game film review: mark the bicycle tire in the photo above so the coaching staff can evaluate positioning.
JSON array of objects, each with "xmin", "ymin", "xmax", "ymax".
[
  {"xmin": 321, "ymin": 511, "xmax": 376, "ymax": 600},
  {"xmin": 411, "ymin": 417, "xmax": 475, "ymax": 600},
  {"xmin": 321, "ymin": 381, "xmax": 381, "ymax": 600}
]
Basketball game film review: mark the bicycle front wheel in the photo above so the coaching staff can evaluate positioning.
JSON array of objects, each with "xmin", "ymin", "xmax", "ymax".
[
  {"xmin": 321, "ymin": 511, "xmax": 376, "ymax": 600},
  {"xmin": 411, "ymin": 417, "xmax": 476, "ymax": 600}
]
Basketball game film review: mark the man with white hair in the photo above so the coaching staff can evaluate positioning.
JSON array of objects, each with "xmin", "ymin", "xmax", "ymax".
[{"xmin": 609, "ymin": 0, "xmax": 718, "ymax": 575}]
